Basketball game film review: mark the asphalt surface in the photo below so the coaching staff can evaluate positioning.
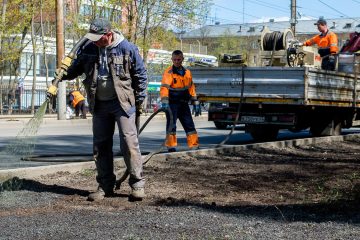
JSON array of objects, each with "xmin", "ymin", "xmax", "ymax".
[
  {"xmin": 0, "ymin": 113, "xmax": 252, "ymax": 170},
  {"xmin": 1, "ymin": 192, "xmax": 358, "ymax": 240},
  {"xmin": 1, "ymin": 113, "xmax": 360, "ymax": 172}
]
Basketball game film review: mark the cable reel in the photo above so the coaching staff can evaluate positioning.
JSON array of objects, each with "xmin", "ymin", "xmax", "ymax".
[{"xmin": 260, "ymin": 27, "xmax": 294, "ymax": 51}]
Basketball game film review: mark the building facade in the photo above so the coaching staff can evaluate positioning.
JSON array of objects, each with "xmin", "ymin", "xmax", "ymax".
[{"xmin": 179, "ymin": 17, "xmax": 360, "ymax": 66}]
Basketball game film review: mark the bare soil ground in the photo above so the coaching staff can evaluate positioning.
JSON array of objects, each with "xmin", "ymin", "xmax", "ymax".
[{"xmin": 1, "ymin": 137, "xmax": 360, "ymax": 239}]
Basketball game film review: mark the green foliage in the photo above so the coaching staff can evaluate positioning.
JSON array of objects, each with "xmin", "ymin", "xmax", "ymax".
[
  {"xmin": 123, "ymin": 0, "xmax": 211, "ymax": 62},
  {"xmin": 211, "ymin": 31, "xmax": 241, "ymax": 56},
  {"xmin": 0, "ymin": 0, "xmax": 55, "ymax": 65}
]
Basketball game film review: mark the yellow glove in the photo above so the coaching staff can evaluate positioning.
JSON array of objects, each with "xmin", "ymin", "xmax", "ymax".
[
  {"xmin": 46, "ymin": 85, "xmax": 58, "ymax": 99},
  {"xmin": 53, "ymin": 56, "xmax": 72, "ymax": 81},
  {"xmin": 61, "ymin": 56, "xmax": 73, "ymax": 71}
]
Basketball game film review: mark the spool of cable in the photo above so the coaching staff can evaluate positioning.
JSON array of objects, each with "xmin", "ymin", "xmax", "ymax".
[{"xmin": 261, "ymin": 27, "xmax": 293, "ymax": 51}]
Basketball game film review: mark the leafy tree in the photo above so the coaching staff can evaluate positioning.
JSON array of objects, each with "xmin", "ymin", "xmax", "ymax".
[
  {"xmin": 0, "ymin": 0, "xmax": 54, "ymax": 114},
  {"xmin": 121, "ymin": 0, "xmax": 211, "ymax": 63}
]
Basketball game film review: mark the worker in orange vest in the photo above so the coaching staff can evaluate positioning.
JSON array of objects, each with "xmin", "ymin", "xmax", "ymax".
[
  {"xmin": 301, "ymin": 17, "xmax": 339, "ymax": 70},
  {"xmin": 68, "ymin": 90, "xmax": 87, "ymax": 119},
  {"xmin": 160, "ymin": 50, "xmax": 201, "ymax": 152}
]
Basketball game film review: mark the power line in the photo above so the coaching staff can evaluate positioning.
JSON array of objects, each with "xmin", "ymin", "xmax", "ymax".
[
  {"xmin": 213, "ymin": 3, "xmax": 260, "ymax": 19},
  {"xmin": 318, "ymin": 0, "xmax": 360, "ymax": 23},
  {"xmin": 318, "ymin": 0, "xmax": 349, "ymax": 17},
  {"xmin": 296, "ymin": 5, "xmax": 336, "ymax": 19},
  {"xmin": 212, "ymin": 2, "xmax": 290, "ymax": 29},
  {"xmin": 252, "ymin": 0, "xmax": 289, "ymax": 10},
  {"xmin": 246, "ymin": 0, "xmax": 289, "ymax": 14}
]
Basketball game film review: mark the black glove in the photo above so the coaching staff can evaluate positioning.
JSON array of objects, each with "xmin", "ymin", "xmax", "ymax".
[
  {"xmin": 161, "ymin": 102, "xmax": 169, "ymax": 110},
  {"xmin": 193, "ymin": 100, "xmax": 201, "ymax": 117},
  {"xmin": 327, "ymin": 55, "xmax": 336, "ymax": 71},
  {"xmin": 136, "ymin": 99, "xmax": 144, "ymax": 115},
  {"xmin": 329, "ymin": 55, "xmax": 336, "ymax": 62}
]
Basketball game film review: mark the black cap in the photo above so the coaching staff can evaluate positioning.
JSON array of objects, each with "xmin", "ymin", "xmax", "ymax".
[
  {"xmin": 314, "ymin": 17, "xmax": 327, "ymax": 25},
  {"xmin": 84, "ymin": 18, "xmax": 112, "ymax": 41}
]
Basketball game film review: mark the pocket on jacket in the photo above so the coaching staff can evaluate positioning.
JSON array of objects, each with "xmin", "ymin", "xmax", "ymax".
[{"xmin": 112, "ymin": 57, "xmax": 127, "ymax": 79}]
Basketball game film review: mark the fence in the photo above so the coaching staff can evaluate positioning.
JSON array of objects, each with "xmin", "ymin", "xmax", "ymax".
[
  {"xmin": 1, "ymin": 85, "xmax": 49, "ymax": 115},
  {"xmin": 176, "ymin": 43, "xmax": 208, "ymax": 55},
  {"xmin": 0, "ymin": 84, "xmax": 161, "ymax": 115}
]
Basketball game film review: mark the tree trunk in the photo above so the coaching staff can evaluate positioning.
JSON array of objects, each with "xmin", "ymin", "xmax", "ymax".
[
  {"xmin": 30, "ymin": 15, "xmax": 37, "ymax": 115},
  {"xmin": 0, "ymin": 0, "xmax": 7, "ymax": 115}
]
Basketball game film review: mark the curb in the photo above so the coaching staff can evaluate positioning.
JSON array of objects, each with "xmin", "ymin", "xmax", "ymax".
[{"xmin": 0, "ymin": 133, "xmax": 359, "ymax": 181}]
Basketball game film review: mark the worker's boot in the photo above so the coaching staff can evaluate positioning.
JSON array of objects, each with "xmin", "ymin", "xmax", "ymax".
[
  {"xmin": 168, "ymin": 148, "xmax": 177, "ymax": 152},
  {"xmin": 130, "ymin": 187, "xmax": 145, "ymax": 200},
  {"xmin": 87, "ymin": 187, "xmax": 113, "ymax": 201}
]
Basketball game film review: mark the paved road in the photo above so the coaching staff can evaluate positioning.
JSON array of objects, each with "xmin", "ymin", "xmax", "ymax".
[
  {"xmin": 0, "ymin": 114, "xmax": 219, "ymax": 169},
  {"xmin": 1, "ymin": 114, "xmax": 359, "ymax": 170}
]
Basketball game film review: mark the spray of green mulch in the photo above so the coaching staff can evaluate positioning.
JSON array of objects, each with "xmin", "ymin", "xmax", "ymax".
[{"xmin": 2, "ymin": 100, "xmax": 48, "ymax": 160}]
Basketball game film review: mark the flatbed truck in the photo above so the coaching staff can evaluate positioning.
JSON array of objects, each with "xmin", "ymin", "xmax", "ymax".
[{"xmin": 192, "ymin": 66, "xmax": 360, "ymax": 141}]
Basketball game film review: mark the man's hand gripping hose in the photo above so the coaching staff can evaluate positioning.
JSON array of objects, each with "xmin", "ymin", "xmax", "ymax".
[{"xmin": 46, "ymin": 37, "xmax": 88, "ymax": 101}]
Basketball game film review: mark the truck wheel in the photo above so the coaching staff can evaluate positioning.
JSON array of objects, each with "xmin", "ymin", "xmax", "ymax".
[
  {"xmin": 214, "ymin": 122, "xmax": 228, "ymax": 129},
  {"xmin": 247, "ymin": 124, "xmax": 279, "ymax": 142},
  {"xmin": 310, "ymin": 119, "xmax": 342, "ymax": 137}
]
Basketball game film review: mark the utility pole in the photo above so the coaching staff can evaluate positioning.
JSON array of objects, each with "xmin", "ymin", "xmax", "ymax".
[
  {"xmin": 243, "ymin": 0, "xmax": 245, "ymax": 24},
  {"xmin": 290, "ymin": 0, "xmax": 297, "ymax": 36},
  {"xmin": 56, "ymin": 0, "xmax": 66, "ymax": 120}
]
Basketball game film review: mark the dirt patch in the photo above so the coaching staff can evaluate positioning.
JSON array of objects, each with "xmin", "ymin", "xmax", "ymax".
[
  {"xmin": 1, "ymin": 138, "xmax": 360, "ymax": 239},
  {"xmin": 3, "ymin": 138, "xmax": 360, "ymax": 216}
]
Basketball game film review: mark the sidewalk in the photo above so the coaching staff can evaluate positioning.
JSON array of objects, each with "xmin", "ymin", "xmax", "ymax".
[{"xmin": 0, "ymin": 111, "xmax": 207, "ymax": 120}]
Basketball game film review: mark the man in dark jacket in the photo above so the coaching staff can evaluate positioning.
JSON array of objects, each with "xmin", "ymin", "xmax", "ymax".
[{"xmin": 47, "ymin": 18, "xmax": 148, "ymax": 201}]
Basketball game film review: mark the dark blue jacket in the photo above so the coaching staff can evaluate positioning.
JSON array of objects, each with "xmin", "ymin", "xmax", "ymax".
[{"xmin": 63, "ymin": 38, "xmax": 147, "ymax": 115}]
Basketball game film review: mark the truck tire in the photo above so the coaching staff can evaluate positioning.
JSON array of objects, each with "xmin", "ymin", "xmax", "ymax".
[
  {"xmin": 246, "ymin": 124, "xmax": 279, "ymax": 142},
  {"xmin": 214, "ymin": 121, "xmax": 228, "ymax": 129},
  {"xmin": 310, "ymin": 118, "xmax": 342, "ymax": 137}
]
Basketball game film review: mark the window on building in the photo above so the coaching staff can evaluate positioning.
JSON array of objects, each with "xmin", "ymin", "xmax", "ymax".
[
  {"xmin": 344, "ymin": 23, "xmax": 352, "ymax": 29},
  {"xmin": 38, "ymin": 54, "xmax": 56, "ymax": 78},
  {"xmin": 3, "ymin": 61, "xmax": 16, "ymax": 76},
  {"xmin": 20, "ymin": 53, "xmax": 33, "ymax": 77},
  {"xmin": 80, "ymin": 4, "xmax": 92, "ymax": 17},
  {"xmin": 251, "ymin": 41, "xmax": 258, "ymax": 49},
  {"xmin": 248, "ymin": 27, "xmax": 255, "ymax": 32}
]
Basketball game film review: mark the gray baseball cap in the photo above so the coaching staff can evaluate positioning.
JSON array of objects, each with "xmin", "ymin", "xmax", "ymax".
[
  {"xmin": 314, "ymin": 17, "xmax": 327, "ymax": 25},
  {"xmin": 84, "ymin": 18, "xmax": 112, "ymax": 41}
]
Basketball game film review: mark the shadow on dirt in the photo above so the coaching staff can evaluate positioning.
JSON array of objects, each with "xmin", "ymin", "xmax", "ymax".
[
  {"xmin": 154, "ymin": 196, "xmax": 360, "ymax": 223},
  {"xmin": 0, "ymin": 177, "xmax": 89, "ymax": 197},
  {"xmin": 148, "ymin": 139, "xmax": 360, "ymax": 224}
]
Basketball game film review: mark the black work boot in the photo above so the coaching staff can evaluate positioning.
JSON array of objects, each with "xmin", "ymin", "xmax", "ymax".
[
  {"xmin": 87, "ymin": 187, "xmax": 113, "ymax": 201},
  {"xmin": 168, "ymin": 148, "xmax": 176, "ymax": 153}
]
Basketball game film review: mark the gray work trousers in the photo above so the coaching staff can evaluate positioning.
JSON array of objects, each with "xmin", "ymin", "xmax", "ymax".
[{"xmin": 93, "ymin": 99, "xmax": 144, "ymax": 192}]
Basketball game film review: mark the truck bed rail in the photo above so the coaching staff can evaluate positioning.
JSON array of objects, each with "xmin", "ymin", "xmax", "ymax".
[{"xmin": 192, "ymin": 66, "xmax": 360, "ymax": 107}]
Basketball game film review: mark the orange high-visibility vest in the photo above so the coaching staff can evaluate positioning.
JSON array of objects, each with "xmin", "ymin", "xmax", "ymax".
[
  {"xmin": 71, "ymin": 91, "xmax": 85, "ymax": 108},
  {"xmin": 160, "ymin": 66, "xmax": 197, "ymax": 104},
  {"xmin": 304, "ymin": 31, "xmax": 338, "ymax": 55}
]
